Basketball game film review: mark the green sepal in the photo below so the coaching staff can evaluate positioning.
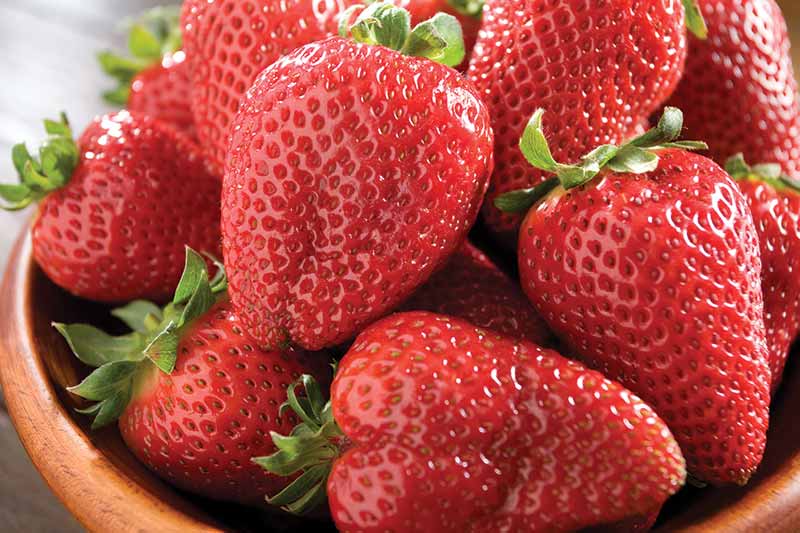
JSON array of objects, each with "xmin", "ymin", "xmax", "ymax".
[
  {"xmin": 111, "ymin": 300, "xmax": 164, "ymax": 334},
  {"xmin": 56, "ymin": 247, "xmax": 227, "ymax": 429},
  {"xmin": 52, "ymin": 323, "xmax": 147, "ymax": 367},
  {"xmin": 99, "ymin": 5, "xmax": 182, "ymax": 106},
  {"xmin": 340, "ymin": 2, "xmax": 466, "ymax": 67},
  {"xmin": 682, "ymin": 0, "xmax": 708, "ymax": 40},
  {"xmin": 402, "ymin": 13, "xmax": 465, "ymax": 67},
  {"xmin": 2, "ymin": 113, "xmax": 79, "ymax": 211},
  {"xmin": 254, "ymin": 373, "xmax": 342, "ymax": 515},
  {"xmin": 448, "ymin": 0, "xmax": 484, "ymax": 18},
  {"xmin": 495, "ymin": 106, "xmax": 707, "ymax": 213},
  {"xmin": 494, "ymin": 178, "xmax": 559, "ymax": 214},
  {"xmin": 725, "ymin": 153, "xmax": 800, "ymax": 194}
]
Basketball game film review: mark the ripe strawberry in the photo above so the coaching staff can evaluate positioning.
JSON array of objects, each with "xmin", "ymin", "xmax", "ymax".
[
  {"xmin": 725, "ymin": 154, "xmax": 800, "ymax": 392},
  {"xmin": 401, "ymin": 241, "xmax": 553, "ymax": 345},
  {"xmin": 496, "ymin": 108, "xmax": 771, "ymax": 485},
  {"xmin": 255, "ymin": 312, "xmax": 686, "ymax": 531},
  {"xmin": 392, "ymin": 0, "xmax": 482, "ymax": 69},
  {"xmin": 222, "ymin": 4, "xmax": 493, "ymax": 351},
  {"xmin": 0, "ymin": 111, "xmax": 221, "ymax": 303},
  {"xmin": 56, "ymin": 249, "xmax": 332, "ymax": 506},
  {"xmin": 98, "ymin": 6, "xmax": 195, "ymax": 138},
  {"xmin": 467, "ymin": 0, "xmax": 706, "ymax": 247},
  {"xmin": 664, "ymin": 0, "xmax": 800, "ymax": 177},
  {"xmin": 180, "ymin": 0, "xmax": 352, "ymax": 175}
]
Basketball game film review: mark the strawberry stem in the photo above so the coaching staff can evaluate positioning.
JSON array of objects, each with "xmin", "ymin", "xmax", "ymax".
[
  {"xmin": 339, "ymin": 2, "xmax": 466, "ymax": 67},
  {"xmin": 55, "ymin": 247, "xmax": 227, "ymax": 428},
  {"xmin": 1, "ymin": 113, "xmax": 79, "ymax": 211},
  {"xmin": 494, "ymin": 107, "xmax": 708, "ymax": 214},
  {"xmin": 725, "ymin": 153, "xmax": 800, "ymax": 193},
  {"xmin": 253, "ymin": 372, "xmax": 343, "ymax": 515}
]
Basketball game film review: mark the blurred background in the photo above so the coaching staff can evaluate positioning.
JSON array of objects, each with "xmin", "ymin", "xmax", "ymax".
[{"xmin": 0, "ymin": 0, "xmax": 798, "ymax": 531}]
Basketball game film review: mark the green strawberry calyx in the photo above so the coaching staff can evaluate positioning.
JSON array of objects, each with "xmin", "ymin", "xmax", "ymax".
[
  {"xmin": 54, "ymin": 248, "xmax": 227, "ymax": 429},
  {"xmin": 725, "ymin": 153, "xmax": 800, "ymax": 193},
  {"xmin": 682, "ymin": 0, "xmax": 708, "ymax": 40},
  {"xmin": 339, "ymin": 2, "xmax": 466, "ymax": 67},
  {"xmin": 0, "ymin": 113, "xmax": 79, "ymax": 212},
  {"xmin": 494, "ymin": 107, "xmax": 708, "ymax": 214},
  {"xmin": 98, "ymin": 5, "xmax": 183, "ymax": 106},
  {"xmin": 448, "ymin": 0, "xmax": 484, "ymax": 18},
  {"xmin": 253, "ymin": 372, "xmax": 343, "ymax": 515}
]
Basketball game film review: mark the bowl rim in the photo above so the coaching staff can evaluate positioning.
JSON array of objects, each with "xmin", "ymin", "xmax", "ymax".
[
  {"xmin": 0, "ymin": 224, "xmax": 225, "ymax": 533},
  {"xmin": 5, "ymin": 222, "xmax": 800, "ymax": 532}
]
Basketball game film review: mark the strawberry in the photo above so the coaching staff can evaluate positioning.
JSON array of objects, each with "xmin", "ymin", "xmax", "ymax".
[
  {"xmin": 495, "ymin": 107, "xmax": 771, "ymax": 485},
  {"xmin": 664, "ymin": 0, "xmax": 800, "ymax": 177},
  {"xmin": 401, "ymin": 241, "xmax": 554, "ymax": 345},
  {"xmin": 98, "ymin": 6, "xmax": 195, "ymax": 138},
  {"xmin": 725, "ymin": 154, "xmax": 800, "ymax": 392},
  {"xmin": 180, "ymin": 0, "xmax": 352, "ymax": 175},
  {"xmin": 467, "ymin": 0, "xmax": 707, "ymax": 247},
  {"xmin": 222, "ymin": 4, "xmax": 493, "ymax": 351},
  {"xmin": 390, "ymin": 0, "xmax": 483, "ymax": 69},
  {"xmin": 56, "ymin": 248, "xmax": 332, "ymax": 506},
  {"xmin": 0, "ymin": 111, "xmax": 221, "ymax": 303},
  {"xmin": 255, "ymin": 311, "xmax": 686, "ymax": 531}
]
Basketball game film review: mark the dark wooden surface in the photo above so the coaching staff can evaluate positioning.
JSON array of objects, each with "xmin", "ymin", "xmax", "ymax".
[{"xmin": 0, "ymin": 1, "xmax": 799, "ymax": 532}]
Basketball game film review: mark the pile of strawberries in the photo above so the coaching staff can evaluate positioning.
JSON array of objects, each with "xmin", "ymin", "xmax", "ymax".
[{"xmin": 5, "ymin": 0, "xmax": 800, "ymax": 531}]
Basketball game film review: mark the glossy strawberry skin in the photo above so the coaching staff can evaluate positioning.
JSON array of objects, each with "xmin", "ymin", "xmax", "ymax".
[
  {"xmin": 664, "ymin": 0, "xmax": 800, "ymax": 177},
  {"xmin": 467, "ymin": 0, "xmax": 688, "ymax": 246},
  {"xmin": 401, "ymin": 241, "xmax": 553, "ymax": 345},
  {"xmin": 737, "ymin": 179, "xmax": 800, "ymax": 391},
  {"xmin": 128, "ymin": 51, "xmax": 196, "ymax": 140},
  {"xmin": 119, "ymin": 299, "xmax": 331, "ymax": 506},
  {"xmin": 222, "ymin": 38, "xmax": 494, "ymax": 351},
  {"xmin": 32, "ymin": 111, "xmax": 222, "ymax": 304},
  {"xmin": 327, "ymin": 312, "xmax": 686, "ymax": 532},
  {"xmin": 180, "ymin": 0, "xmax": 350, "ymax": 175},
  {"xmin": 517, "ymin": 150, "xmax": 771, "ymax": 485}
]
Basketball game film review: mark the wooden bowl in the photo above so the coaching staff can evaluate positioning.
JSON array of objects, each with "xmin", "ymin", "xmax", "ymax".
[{"xmin": 2, "ymin": 224, "xmax": 800, "ymax": 532}]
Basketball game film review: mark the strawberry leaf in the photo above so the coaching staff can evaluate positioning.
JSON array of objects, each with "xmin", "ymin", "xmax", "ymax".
[
  {"xmin": 128, "ymin": 24, "xmax": 163, "ymax": 60},
  {"xmin": 494, "ymin": 178, "xmax": 559, "ymax": 214},
  {"xmin": 3, "ymin": 113, "xmax": 78, "ymax": 212},
  {"xmin": 403, "ymin": 13, "xmax": 465, "ymax": 67},
  {"xmin": 447, "ymin": 0, "xmax": 484, "ymax": 18},
  {"xmin": 98, "ymin": 5, "xmax": 182, "ymax": 106},
  {"xmin": 53, "ymin": 323, "xmax": 146, "ymax": 367},
  {"xmin": 112, "ymin": 300, "xmax": 164, "ymax": 334},
  {"xmin": 681, "ymin": 0, "xmax": 708, "ymax": 40},
  {"xmin": 255, "ymin": 372, "xmax": 341, "ymax": 515},
  {"xmin": 342, "ymin": 2, "xmax": 466, "ymax": 67},
  {"xmin": 143, "ymin": 323, "xmax": 179, "ymax": 374},
  {"xmin": 607, "ymin": 146, "xmax": 660, "ymax": 174},
  {"xmin": 725, "ymin": 153, "xmax": 800, "ymax": 193},
  {"xmin": 68, "ymin": 360, "xmax": 140, "ymax": 402}
]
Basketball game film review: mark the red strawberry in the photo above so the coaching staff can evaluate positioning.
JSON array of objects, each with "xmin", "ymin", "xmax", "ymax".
[
  {"xmin": 496, "ymin": 108, "xmax": 771, "ymax": 485},
  {"xmin": 392, "ymin": 0, "xmax": 482, "ymax": 69},
  {"xmin": 401, "ymin": 241, "xmax": 553, "ymax": 345},
  {"xmin": 255, "ymin": 311, "xmax": 686, "ymax": 531},
  {"xmin": 98, "ymin": 6, "xmax": 195, "ymax": 138},
  {"xmin": 664, "ymin": 0, "xmax": 800, "ymax": 177},
  {"xmin": 726, "ymin": 154, "xmax": 800, "ymax": 392},
  {"xmin": 180, "ymin": 0, "xmax": 352, "ymax": 175},
  {"xmin": 1, "ymin": 111, "xmax": 221, "ymax": 303},
  {"xmin": 467, "ymin": 0, "xmax": 705, "ymax": 247},
  {"xmin": 222, "ymin": 4, "xmax": 493, "ymax": 351},
  {"xmin": 56, "ymin": 249, "xmax": 332, "ymax": 506}
]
